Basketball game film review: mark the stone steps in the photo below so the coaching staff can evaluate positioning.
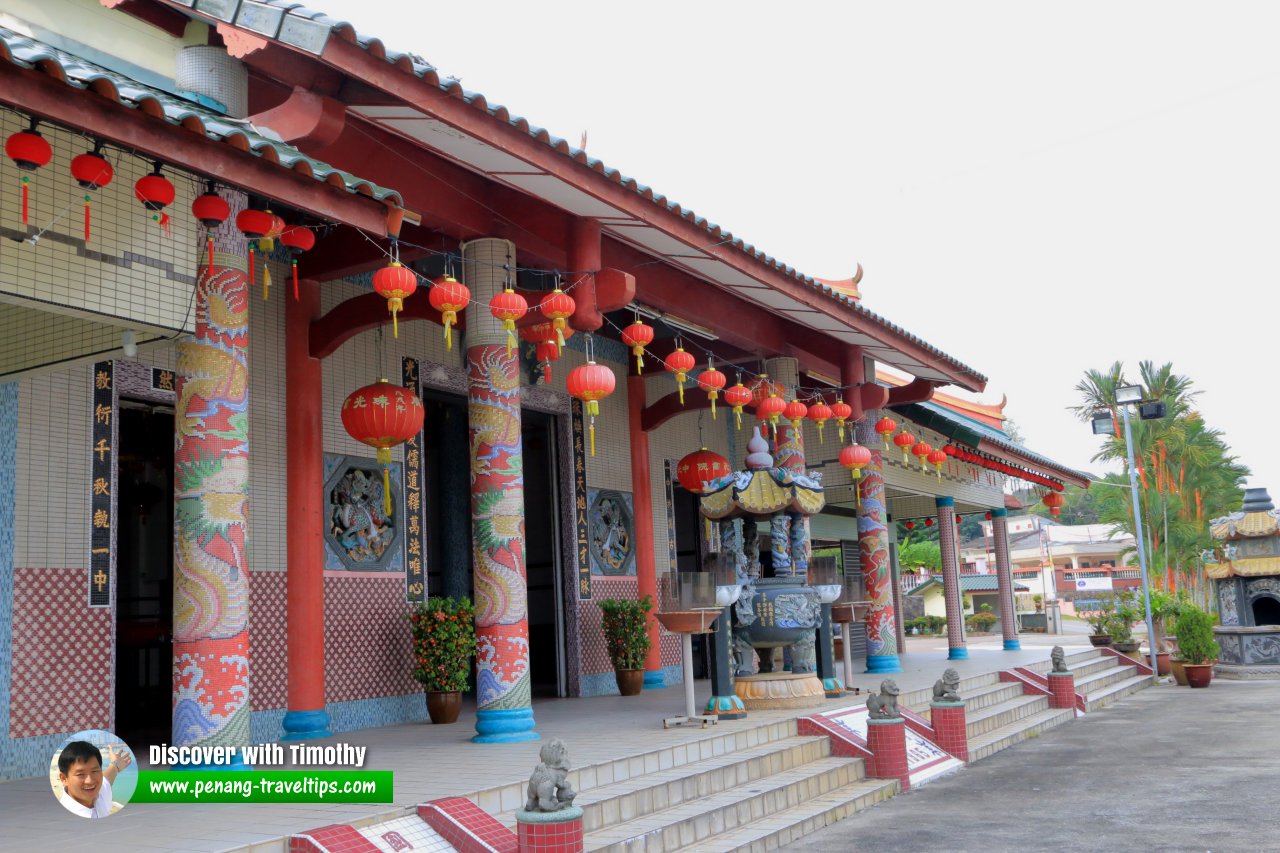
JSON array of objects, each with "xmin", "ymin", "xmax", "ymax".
[
  {"xmin": 963, "ymin": 694, "xmax": 1052, "ymax": 739},
  {"xmin": 582, "ymin": 756, "xmax": 871, "ymax": 852},
  {"xmin": 966, "ymin": 706, "xmax": 1077, "ymax": 761},
  {"xmin": 1074, "ymin": 663, "xmax": 1139, "ymax": 694},
  {"xmin": 1084, "ymin": 673, "xmax": 1152, "ymax": 712}
]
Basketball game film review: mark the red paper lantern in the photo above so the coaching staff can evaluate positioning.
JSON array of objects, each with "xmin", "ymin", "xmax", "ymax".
[
  {"xmin": 784, "ymin": 399, "xmax": 808, "ymax": 427},
  {"xmin": 489, "ymin": 288, "xmax": 528, "ymax": 356},
  {"xmin": 535, "ymin": 341, "xmax": 559, "ymax": 383},
  {"xmin": 567, "ymin": 360, "xmax": 616, "ymax": 456},
  {"xmin": 984, "ymin": 511, "xmax": 993, "ymax": 520},
  {"xmin": 956, "ymin": 515, "xmax": 963, "ymax": 524},
  {"xmin": 373, "ymin": 262, "xmax": 418, "ymax": 337},
  {"xmin": 620, "ymin": 319, "xmax": 654, "ymax": 374},
  {"xmin": 756, "ymin": 392, "xmax": 787, "ymax": 436},
  {"xmin": 724, "ymin": 381, "xmax": 753, "ymax": 430},
  {"xmin": 663, "ymin": 345, "xmax": 696, "ymax": 405},
  {"xmin": 134, "ymin": 167, "xmax": 175, "ymax": 211},
  {"xmin": 893, "ymin": 431, "xmax": 916, "ymax": 464},
  {"xmin": 830, "ymin": 399, "xmax": 853, "ymax": 442},
  {"xmin": 70, "ymin": 149, "xmax": 113, "ymax": 243},
  {"xmin": 911, "ymin": 440, "xmax": 933, "ymax": 472},
  {"xmin": 676, "ymin": 448, "xmax": 731, "ymax": 494},
  {"xmin": 925, "ymin": 518, "xmax": 935, "ymax": 527},
  {"xmin": 236, "ymin": 207, "xmax": 276, "ymax": 295},
  {"xmin": 1043, "ymin": 491, "xmax": 1065, "ymax": 516},
  {"xmin": 809, "ymin": 402, "xmax": 833, "ymax": 443},
  {"xmin": 750, "ymin": 375, "xmax": 784, "ymax": 406},
  {"xmin": 521, "ymin": 320, "xmax": 573, "ymax": 383},
  {"xmin": 280, "ymin": 225, "xmax": 315, "ymax": 301},
  {"xmin": 428, "ymin": 275, "xmax": 469, "ymax": 351},
  {"xmin": 839, "ymin": 443, "xmax": 872, "ymax": 479},
  {"xmin": 341, "ymin": 379, "xmax": 425, "ymax": 517},
  {"xmin": 191, "ymin": 188, "xmax": 230, "ymax": 278},
  {"xmin": 905, "ymin": 521, "xmax": 916, "ymax": 531},
  {"xmin": 697, "ymin": 363, "xmax": 728, "ymax": 419},
  {"xmin": 875, "ymin": 416, "xmax": 898, "ymax": 449},
  {"xmin": 6, "ymin": 126, "xmax": 51, "ymax": 226},
  {"xmin": 538, "ymin": 287, "xmax": 575, "ymax": 353},
  {"xmin": 927, "ymin": 448, "xmax": 947, "ymax": 480}
]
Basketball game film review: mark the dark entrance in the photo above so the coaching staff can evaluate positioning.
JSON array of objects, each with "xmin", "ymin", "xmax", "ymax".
[
  {"xmin": 1253, "ymin": 595, "xmax": 1280, "ymax": 627},
  {"xmin": 114, "ymin": 402, "xmax": 174, "ymax": 748},
  {"xmin": 523, "ymin": 408, "xmax": 565, "ymax": 697}
]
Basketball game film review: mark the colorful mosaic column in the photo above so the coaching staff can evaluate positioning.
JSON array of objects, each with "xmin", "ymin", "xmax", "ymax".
[
  {"xmin": 856, "ymin": 417, "xmax": 900, "ymax": 673},
  {"xmin": 768, "ymin": 357, "xmax": 809, "ymax": 578},
  {"xmin": 936, "ymin": 497, "xmax": 967, "ymax": 660},
  {"xmin": 172, "ymin": 192, "xmax": 251, "ymax": 766},
  {"xmin": 991, "ymin": 508, "xmax": 1020, "ymax": 650},
  {"xmin": 463, "ymin": 238, "xmax": 537, "ymax": 743}
]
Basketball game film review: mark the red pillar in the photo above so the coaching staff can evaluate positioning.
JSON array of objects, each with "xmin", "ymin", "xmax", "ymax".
[
  {"xmin": 866, "ymin": 717, "xmax": 910, "ymax": 791},
  {"xmin": 930, "ymin": 701, "xmax": 969, "ymax": 762},
  {"xmin": 936, "ymin": 497, "xmax": 968, "ymax": 660},
  {"xmin": 282, "ymin": 278, "xmax": 331, "ymax": 740},
  {"xmin": 629, "ymin": 372, "xmax": 663, "ymax": 686}
]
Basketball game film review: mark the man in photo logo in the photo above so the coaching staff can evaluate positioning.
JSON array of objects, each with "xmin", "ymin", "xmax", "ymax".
[{"xmin": 56, "ymin": 741, "xmax": 132, "ymax": 818}]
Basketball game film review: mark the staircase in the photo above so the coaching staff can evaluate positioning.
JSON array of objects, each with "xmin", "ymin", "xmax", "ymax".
[{"xmin": 491, "ymin": 719, "xmax": 897, "ymax": 853}]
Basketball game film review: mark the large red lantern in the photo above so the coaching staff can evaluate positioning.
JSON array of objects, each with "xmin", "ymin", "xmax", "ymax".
[
  {"xmin": 341, "ymin": 379, "xmax": 425, "ymax": 517},
  {"xmin": 373, "ymin": 261, "xmax": 418, "ymax": 337},
  {"xmin": 756, "ymin": 392, "xmax": 787, "ymax": 437},
  {"xmin": 676, "ymin": 448, "xmax": 731, "ymax": 494},
  {"xmin": 6, "ymin": 124, "xmax": 52, "ymax": 225},
  {"xmin": 428, "ymin": 275, "xmax": 469, "ymax": 351},
  {"xmin": 927, "ymin": 448, "xmax": 947, "ymax": 480},
  {"xmin": 538, "ymin": 287, "xmax": 575, "ymax": 353},
  {"xmin": 70, "ymin": 146, "xmax": 113, "ymax": 243},
  {"xmin": 874, "ymin": 416, "xmax": 898, "ymax": 449},
  {"xmin": 191, "ymin": 186, "xmax": 230, "ymax": 279},
  {"xmin": 1043, "ymin": 491, "xmax": 1065, "ymax": 517},
  {"xmin": 620, "ymin": 319, "xmax": 654, "ymax": 374},
  {"xmin": 134, "ymin": 163, "xmax": 176, "ymax": 237},
  {"xmin": 809, "ymin": 402, "xmax": 833, "ymax": 443},
  {"xmin": 893, "ymin": 430, "xmax": 916, "ymax": 464},
  {"xmin": 663, "ymin": 345, "xmax": 696, "ymax": 405},
  {"xmin": 697, "ymin": 361, "xmax": 727, "ymax": 418},
  {"xmin": 911, "ymin": 440, "xmax": 933, "ymax": 473},
  {"xmin": 279, "ymin": 225, "xmax": 316, "ymax": 301},
  {"xmin": 831, "ymin": 399, "xmax": 853, "ymax": 443},
  {"xmin": 567, "ymin": 360, "xmax": 616, "ymax": 456},
  {"xmin": 489, "ymin": 287, "xmax": 528, "ymax": 356},
  {"xmin": 724, "ymin": 381, "xmax": 753, "ymax": 430},
  {"xmin": 840, "ymin": 442, "xmax": 872, "ymax": 508}
]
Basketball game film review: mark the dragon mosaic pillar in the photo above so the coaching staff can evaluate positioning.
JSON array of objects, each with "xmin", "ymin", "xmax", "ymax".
[
  {"xmin": 936, "ymin": 497, "xmax": 968, "ymax": 660},
  {"xmin": 856, "ymin": 416, "xmax": 901, "ymax": 673},
  {"xmin": 172, "ymin": 192, "xmax": 252, "ymax": 765},
  {"xmin": 991, "ymin": 508, "xmax": 1020, "ymax": 650},
  {"xmin": 766, "ymin": 357, "xmax": 810, "ymax": 578},
  {"xmin": 462, "ymin": 238, "xmax": 537, "ymax": 743}
]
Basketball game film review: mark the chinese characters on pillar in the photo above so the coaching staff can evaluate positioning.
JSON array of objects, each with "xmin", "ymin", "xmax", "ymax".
[
  {"xmin": 151, "ymin": 367, "xmax": 175, "ymax": 393},
  {"xmin": 402, "ymin": 357, "xmax": 427, "ymax": 603},
  {"xmin": 89, "ymin": 361, "xmax": 114, "ymax": 607},
  {"xmin": 664, "ymin": 460, "xmax": 678, "ymax": 569},
  {"xmin": 571, "ymin": 399, "xmax": 591, "ymax": 600}
]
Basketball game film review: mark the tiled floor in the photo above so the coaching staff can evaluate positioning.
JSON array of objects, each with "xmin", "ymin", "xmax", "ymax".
[{"xmin": 0, "ymin": 636, "xmax": 1081, "ymax": 853}]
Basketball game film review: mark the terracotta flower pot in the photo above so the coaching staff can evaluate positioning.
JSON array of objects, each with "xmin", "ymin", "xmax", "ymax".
[
  {"xmin": 615, "ymin": 669, "xmax": 645, "ymax": 696},
  {"xmin": 426, "ymin": 690, "xmax": 462, "ymax": 724},
  {"xmin": 1170, "ymin": 658, "xmax": 1189, "ymax": 686},
  {"xmin": 1155, "ymin": 652, "xmax": 1171, "ymax": 676},
  {"xmin": 1183, "ymin": 663, "xmax": 1214, "ymax": 688},
  {"xmin": 1089, "ymin": 634, "xmax": 1114, "ymax": 648},
  {"xmin": 1113, "ymin": 640, "xmax": 1142, "ymax": 662}
]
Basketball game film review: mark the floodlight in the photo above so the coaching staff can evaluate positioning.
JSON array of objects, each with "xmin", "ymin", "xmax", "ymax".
[
  {"xmin": 1115, "ymin": 385, "xmax": 1143, "ymax": 405},
  {"xmin": 1090, "ymin": 411, "xmax": 1115, "ymax": 435},
  {"xmin": 1138, "ymin": 401, "xmax": 1166, "ymax": 421}
]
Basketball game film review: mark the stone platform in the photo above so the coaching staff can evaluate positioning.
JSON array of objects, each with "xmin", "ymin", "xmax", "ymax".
[{"xmin": 735, "ymin": 672, "xmax": 827, "ymax": 710}]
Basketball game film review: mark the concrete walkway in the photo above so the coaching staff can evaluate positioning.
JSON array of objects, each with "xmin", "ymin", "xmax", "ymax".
[
  {"xmin": 786, "ymin": 677, "xmax": 1280, "ymax": 853},
  {"xmin": 0, "ymin": 635, "xmax": 1078, "ymax": 853}
]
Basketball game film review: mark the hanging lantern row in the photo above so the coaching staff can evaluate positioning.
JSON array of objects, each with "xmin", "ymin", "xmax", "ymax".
[
  {"xmin": 943, "ymin": 444, "xmax": 1065, "ymax": 492},
  {"xmin": 340, "ymin": 379, "xmax": 425, "ymax": 518}
]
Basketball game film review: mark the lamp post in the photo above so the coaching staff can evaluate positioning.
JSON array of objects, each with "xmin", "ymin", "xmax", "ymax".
[{"xmin": 1095, "ymin": 386, "xmax": 1160, "ymax": 683}]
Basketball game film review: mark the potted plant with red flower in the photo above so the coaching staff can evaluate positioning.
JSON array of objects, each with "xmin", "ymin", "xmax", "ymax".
[
  {"xmin": 409, "ymin": 596, "xmax": 477, "ymax": 723},
  {"xmin": 598, "ymin": 595, "xmax": 653, "ymax": 696}
]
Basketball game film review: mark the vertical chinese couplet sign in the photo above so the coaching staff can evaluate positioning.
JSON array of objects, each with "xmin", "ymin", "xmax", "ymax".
[
  {"xmin": 571, "ymin": 399, "xmax": 591, "ymax": 600},
  {"xmin": 402, "ymin": 357, "xmax": 427, "ymax": 603},
  {"xmin": 89, "ymin": 361, "xmax": 115, "ymax": 607},
  {"xmin": 664, "ymin": 460, "xmax": 678, "ymax": 570}
]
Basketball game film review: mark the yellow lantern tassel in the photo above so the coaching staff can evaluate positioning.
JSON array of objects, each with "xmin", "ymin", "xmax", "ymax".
[
  {"xmin": 555, "ymin": 318, "xmax": 566, "ymax": 353},
  {"xmin": 677, "ymin": 375, "xmax": 686, "ymax": 405},
  {"xmin": 587, "ymin": 400, "xmax": 599, "ymax": 456},
  {"xmin": 389, "ymin": 297, "xmax": 403, "ymax": 338},
  {"xmin": 853, "ymin": 468, "xmax": 861, "ymax": 509},
  {"xmin": 921, "ymin": 456, "xmax": 928, "ymax": 473},
  {"xmin": 443, "ymin": 311, "xmax": 455, "ymax": 351},
  {"xmin": 734, "ymin": 407, "xmax": 743, "ymax": 430},
  {"xmin": 817, "ymin": 422, "xmax": 825, "ymax": 443},
  {"xmin": 263, "ymin": 263, "xmax": 271, "ymax": 301},
  {"xmin": 633, "ymin": 346, "xmax": 644, "ymax": 374},
  {"xmin": 710, "ymin": 395, "xmax": 717, "ymax": 419},
  {"xmin": 505, "ymin": 320, "xmax": 516, "ymax": 357},
  {"xmin": 837, "ymin": 422, "xmax": 846, "ymax": 443},
  {"xmin": 383, "ymin": 467, "xmax": 392, "ymax": 517}
]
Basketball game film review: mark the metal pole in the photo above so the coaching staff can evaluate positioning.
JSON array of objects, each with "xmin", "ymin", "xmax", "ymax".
[
  {"xmin": 682, "ymin": 633, "xmax": 697, "ymax": 719},
  {"xmin": 1121, "ymin": 404, "xmax": 1160, "ymax": 683}
]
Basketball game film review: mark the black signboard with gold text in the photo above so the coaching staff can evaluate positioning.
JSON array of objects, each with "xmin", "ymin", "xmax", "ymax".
[
  {"xmin": 89, "ymin": 361, "xmax": 115, "ymax": 607},
  {"xmin": 571, "ymin": 399, "xmax": 591, "ymax": 599},
  {"xmin": 402, "ymin": 358, "xmax": 427, "ymax": 602}
]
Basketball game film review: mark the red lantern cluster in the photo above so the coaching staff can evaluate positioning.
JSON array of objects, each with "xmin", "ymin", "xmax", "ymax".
[
  {"xmin": 236, "ymin": 206, "xmax": 285, "ymax": 298},
  {"xmin": 340, "ymin": 379, "xmax": 425, "ymax": 518},
  {"xmin": 944, "ymin": 444, "xmax": 1066, "ymax": 491},
  {"xmin": 676, "ymin": 448, "xmax": 731, "ymax": 494},
  {"xmin": 520, "ymin": 320, "xmax": 573, "ymax": 384}
]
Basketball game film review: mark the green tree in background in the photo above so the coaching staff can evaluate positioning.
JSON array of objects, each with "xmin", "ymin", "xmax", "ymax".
[
  {"xmin": 1071, "ymin": 360, "xmax": 1248, "ymax": 602},
  {"xmin": 898, "ymin": 540, "xmax": 941, "ymax": 573}
]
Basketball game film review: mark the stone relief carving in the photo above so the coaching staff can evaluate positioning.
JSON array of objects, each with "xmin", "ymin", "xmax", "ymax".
[
  {"xmin": 1218, "ymin": 582, "xmax": 1240, "ymax": 626},
  {"xmin": 1216, "ymin": 632, "xmax": 1242, "ymax": 664},
  {"xmin": 330, "ymin": 468, "xmax": 394, "ymax": 563},
  {"xmin": 1246, "ymin": 578, "xmax": 1280, "ymax": 598},
  {"xmin": 1243, "ymin": 634, "xmax": 1280, "ymax": 664}
]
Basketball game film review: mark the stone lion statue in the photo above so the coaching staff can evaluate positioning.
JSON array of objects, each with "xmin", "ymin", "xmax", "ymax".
[
  {"xmin": 932, "ymin": 668, "xmax": 962, "ymax": 703},
  {"xmin": 866, "ymin": 678, "xmax": 901, "ymax": 719},
  {"xmin": 1051, "ymin": 645, "xmax": 1068, "ymax": 673},
  {"xmin": 524, "ymin": 738, "xmax": 577, "ymax": 812}
]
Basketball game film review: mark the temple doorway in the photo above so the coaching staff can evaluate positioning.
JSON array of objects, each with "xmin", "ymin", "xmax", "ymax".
[
  {"xmin": 523, "ymin": 409, "xmax": 566, "ymax": 697},
  {"xmin": 1253, "ymin": 596, "xmax": 1280, "ymax": 626},
  {"xmin": 114, "ymin": 402, "xmax": 174, "ymax": 748}
]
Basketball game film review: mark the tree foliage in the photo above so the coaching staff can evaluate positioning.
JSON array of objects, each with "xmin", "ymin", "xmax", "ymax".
[{"xmin": 898, "ymin": 540, "xmax": 941, "ymax": 573}]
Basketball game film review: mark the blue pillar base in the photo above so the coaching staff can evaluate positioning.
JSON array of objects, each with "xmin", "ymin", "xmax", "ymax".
[
  {"xmin": 473, "ymin": 707, "xmax": 540, "ymax": 744},
  {"xmin": 704, "ymin": 694, "xmax": 748, "ymax": 720},
  {"xmin": 822, "ymin": 677, "xmax": 846, "ymax": 698},
  {"xmin": 643, "ymin": 670, "xmax": 665, "ymax": 689},
  {"xmin": 1003, "ymin": 639, "xmax": 1022, "ymax": 651},
  {"xmin": 280, "ymin": 709, "xmax": 333, "ymax": 742},
  {"xmin": 948, "ymin": 647, "xmax": 970, "ymax": 660},
  {"xmin": 866, "ymin": 654, "xmax": 902, "ymax": 673}
]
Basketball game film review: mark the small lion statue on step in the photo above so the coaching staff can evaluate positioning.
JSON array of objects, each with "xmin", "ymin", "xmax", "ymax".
[
  {"xmin": 525, "ymin": 738, "xmax": 578, "ymax": 812},
  {"xmin": 932, "ymin": 668, "xmax": 962, "ymax": 703},
  {"xmin": 1051, "ymin": 645, "xmax": 1069, "ymax": 674},
  {"xmin": 866, "ymin": 679, "xmax": 901, "ymax": 719}
]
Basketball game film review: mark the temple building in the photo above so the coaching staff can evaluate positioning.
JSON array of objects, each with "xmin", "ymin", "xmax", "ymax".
[{"xmin": 0, "ymin": 0, "xmax": 1086, "ymax": 779}]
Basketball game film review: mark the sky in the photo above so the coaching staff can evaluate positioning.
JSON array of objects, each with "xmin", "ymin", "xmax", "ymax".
[{"xmin": 318, "ymin": 0, "xmax": 1279, "ymax": 493}]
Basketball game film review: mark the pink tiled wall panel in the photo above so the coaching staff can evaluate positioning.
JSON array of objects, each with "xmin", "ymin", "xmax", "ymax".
[
  {"xmin": 324, "ymin": 575, "xmax": 419, "ymax": 703},
  {"xmin": 9, "ymin": 567, "xmax": 112, "ymax": 737},
  {"xmin": 250, "ymin": 572, "xmax": 287, "ymax": 710}
]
